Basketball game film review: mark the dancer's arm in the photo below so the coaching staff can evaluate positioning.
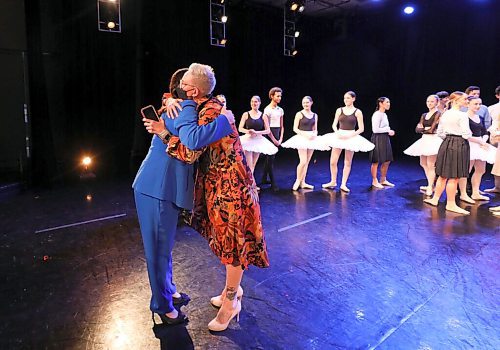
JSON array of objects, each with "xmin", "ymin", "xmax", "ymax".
[
  {"xmin": 331, "ymin": 108, "xmax": 341, "ymax": 132},
  {"xmin": 459, "ymin": 114, "xmax": 472, "ymax": 140},
  {"xmin": 293, "ymin": 112, "xmax": 308, "ymax": 137},
  {"xmin": 425, "ymin": 112, "xmax": 441, "ymax": 134},
  {"xmin": 278, "ymin": 111, "xmax": 284, "ymax": 145},
  {"xmin": 371, "ymin": 112, "xmax": 391, "ymax": 133},
  {"xmin": 353, "ymin": 109, "xmax": 365, "ymax": 136},
  {"xmin": 254, "ymin": 114, "xmax": 271, "ymax": 135},
  {"xmin": 415, "ymin": 114, "xmax": 425, "ymax": 134},
  {"xmin": 238, "ymin": 112, "xmax": 251, "ymax": 134}
]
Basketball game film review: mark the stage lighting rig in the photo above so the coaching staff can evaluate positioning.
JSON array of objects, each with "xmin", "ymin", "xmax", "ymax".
[
  {"xmin": 284, "ymin": 2, "xmax": 303, "ymax": 57},
  {"xmin": 210, "ymin": 0, "xmax": 228, "ymax": 47},
  {"xmin": 97, "ymin": 0, "xmax": 121, "ymax": 33},
  {"xmin": 288, "ymin": 0, "xmax": 305, "ymax": 12}
]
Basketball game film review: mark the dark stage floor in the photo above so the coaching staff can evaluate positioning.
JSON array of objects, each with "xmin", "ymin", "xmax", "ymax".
[{"xmin": 1, "ymin": 153, "xmax": 499, "ymax": 350}]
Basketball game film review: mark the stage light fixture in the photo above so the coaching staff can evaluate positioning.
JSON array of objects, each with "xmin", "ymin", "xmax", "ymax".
[
  {"xmin": 403, "ymin": 6, "xmax": 415, "ymax": 14},
  {"xmin": 289, "ymin": 1, "xmax": 305, "ymax": 12},
  {"xmin": 210, "ymin": 0, "xmax": 227, "ymax": 47},
  {"xmin": 82, "ymin": 156, "xmax": 92, "ymax": 167},
  {"xmin": 80, "ymin": 156, "xmax": 96, "ymax": 179},
  {"xmin": 284, "ymin": 4, "xmax": 301, "ymax": 57},
  {"xmin": 97, "ymin": 0, "xmax": 121, "ymax": 33}
]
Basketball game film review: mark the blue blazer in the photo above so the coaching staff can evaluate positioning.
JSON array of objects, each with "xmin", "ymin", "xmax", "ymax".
[{"xmin": 132, "ymin": 100, "xmax": 232, "ymax": 209}]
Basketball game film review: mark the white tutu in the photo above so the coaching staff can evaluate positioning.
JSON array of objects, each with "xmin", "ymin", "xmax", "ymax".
[
  {"xmin": 281, "ymin": 132, "xmax": 331, "ymax": 151},
  {"xmin": 240, "ymin": 134, "xmax": 278, "ymax": 155},
  {"xmin": 469, "ymin": 137, "xmax": 497, "ymax": 163},
  {"xmin": 404, "ymin": 134, "xmax": 443, "ymax": 156},
  {"xmin": 320, "ymin": 130, "xmax": 374, "ymax": 152}
]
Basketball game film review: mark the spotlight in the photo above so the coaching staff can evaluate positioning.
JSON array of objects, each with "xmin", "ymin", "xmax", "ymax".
[
  {"xmin": 80, "ymin": 156, "xmax": 96, "ymax": 179},
  {"xmin": 86, "ymin": 194, "xmax": 93, "ymax": 201},
  {"xmin": 294, "ymin": 30, "xmax": 300, "ymax": 38},
  {"xmin": 220, "ymin": 38, "xmax": 227, "ymax": 45},
  {"xmin": 403, "ymin": 6, "xmax": 415, "ymax": 14},
  {"xmin": 292, "ymin": 49, "xmax": 298, "ymax": 56},
  {"xmin": 107, "ymin": 21, "xmax": 115, "ymax": 29},
  {"xmin": 221, "ymin": 15, "xmax": 228, "ymax": 23},
  {"xmin": 82, "ymin": 156, "xmax": 92, "ymax": 167},
  {"xmin": 289, "ymin": 1, "xmax": 305, "ymax": 12}
]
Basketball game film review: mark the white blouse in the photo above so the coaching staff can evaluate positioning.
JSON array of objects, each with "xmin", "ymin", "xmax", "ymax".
[
  {"xmin": 436, "ymin": 109, "xmax": 472, "ymax": 140},
  {"xmin": 371, "ymin": 111, "xmax": 391, "ymax": 133}
]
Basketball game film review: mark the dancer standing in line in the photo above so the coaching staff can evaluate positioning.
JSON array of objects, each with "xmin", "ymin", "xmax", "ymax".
[
  {"xmin": 463, "ymin": 85, "xmax": 492, "ymax": 129},
  {"xmin": 238, "ymin": 95, "xmax": 278, "ymax": 176},
  {"xmin": 370, "ymin": 97, "xmax": 396, "ymax": 188},
  {"xmin": 134, "ymin": 68, "xmax": 234, "ymax": 325},
  {"xmin": 281, "ymin": 96, "xmax": 330, "ymax": 190},
  {"xmin": 424, "ymin": 91, "xmax": 472, "ymax": 215},
  {"xmin": 321, "ymin": 91, "xmax": 374, "ymax": 192},
  {"xmin": 404, "ymin": 95, "xmax": 442, "ymax": 196},
  {"xmin": 462, "ymin": 96, "xmax": 497, "ymax": 201},
  {"xmin": 261, "ymin": 87, "xmax": 284, "ymax": 192},
  {"xmin": 488, "ymin": 114, "xmax": 500, "ymax": 216},
  {"xmin": 485, "ymin": 85, "xmax": 500, "ymax": 194},
  {"xmin": 436, "ymin": 91, "xmax": 450, "ymax": 114},
  {"xmin": 216, "ymin": 94, "xmax": 227, "ymax": 107},
  {"xmin": 168, "ymin": 64, "xmax": 270, "ymax": 332}
]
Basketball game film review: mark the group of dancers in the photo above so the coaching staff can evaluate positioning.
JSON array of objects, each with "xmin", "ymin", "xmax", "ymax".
[
  {"xmin": 225, "ymin": 86, "xmax": 500, "ymax": 216},
  {"xmin": 134, "ymin": 71, "xmax": 499, "ymax": 337}
]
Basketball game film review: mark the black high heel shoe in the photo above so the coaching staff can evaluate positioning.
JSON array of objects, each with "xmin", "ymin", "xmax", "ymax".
[
  {"xmin": 152, "ymin": 311, "xmax": 188, "ymax": 326},
  {"xmin": 172, "ymin": 292, "xmax": 191, "ymax": 306}
]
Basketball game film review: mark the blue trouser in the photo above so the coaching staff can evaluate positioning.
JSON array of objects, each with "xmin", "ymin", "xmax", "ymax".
[{"xmin": 134, "ymin": 191, "xmax": 180, "ymax": 314}]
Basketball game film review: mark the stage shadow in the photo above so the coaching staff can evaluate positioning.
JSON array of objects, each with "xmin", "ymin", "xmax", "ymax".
[{"xmin": 153, "ymin": 323, "xmax": 194, "ymax": 350}]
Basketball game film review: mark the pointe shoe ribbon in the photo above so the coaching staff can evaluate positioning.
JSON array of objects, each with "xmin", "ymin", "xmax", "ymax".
[{"xmin": 210, "ymin": 285, "xmax": 243, "ymax": 308}]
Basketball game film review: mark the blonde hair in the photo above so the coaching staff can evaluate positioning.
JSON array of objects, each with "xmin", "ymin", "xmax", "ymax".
[{"xmin": 187, "ymin": 63, "xmax": 216, "ymax": 96}]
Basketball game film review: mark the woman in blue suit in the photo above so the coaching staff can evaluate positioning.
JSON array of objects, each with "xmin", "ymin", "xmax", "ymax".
[{"xmin": 132, "ymin": 68, "xmax": 233, "ymax": 325}]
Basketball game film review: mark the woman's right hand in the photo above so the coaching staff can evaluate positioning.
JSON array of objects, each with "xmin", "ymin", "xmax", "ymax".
[
  {"xmin": 165, "ymin": 98, "xmax": 183, "ymax": 119},
  {"xmin": 143, "ymin": 117, "xmax": 166, "ymax": 134},
  {"xmin": 389, "ymin": 130, "xmax": 395, "ymax": 136}
]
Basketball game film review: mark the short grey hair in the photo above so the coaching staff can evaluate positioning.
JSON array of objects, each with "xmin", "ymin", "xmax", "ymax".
[{"xmin": 187, "ymin": 63, "xmax": 216, "ymax": 96}]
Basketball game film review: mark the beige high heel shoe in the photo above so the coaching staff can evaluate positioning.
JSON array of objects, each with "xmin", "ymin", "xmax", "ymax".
[
  {"xmin": 210, "ymin": 285, "xmax": 243, "ymax": 308},
  {"xmin": 208, "ymin": 299, "xmax": 241, "ymax": 332}
]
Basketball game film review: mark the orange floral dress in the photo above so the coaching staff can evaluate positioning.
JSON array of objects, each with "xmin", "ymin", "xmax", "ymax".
[{"xmin": 173, "ymin": 98, "xmax": 270, "ymax": 269}]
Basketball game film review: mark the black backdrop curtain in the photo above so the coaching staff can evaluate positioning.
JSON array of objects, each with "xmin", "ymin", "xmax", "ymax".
[{"xmin": 26, "ymin": 0, "xmax": 499, "ymax": 183}]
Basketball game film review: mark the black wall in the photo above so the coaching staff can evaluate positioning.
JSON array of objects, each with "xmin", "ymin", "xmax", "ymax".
[
  {"xmin": 0, "ymin": 0, "xmax": 27, "ymax": 182},
  {"xmin": 3, "ymin": 0, "xmax": 499, "ymax": 185}
]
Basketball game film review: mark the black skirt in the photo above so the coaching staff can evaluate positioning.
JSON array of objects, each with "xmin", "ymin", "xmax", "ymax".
[
  {"xmin": 435, "ymin": 135, "xmax": 470, "ymax": 178},
  {"xmin": 369, "ymin": 133, "xmax": 393, "ymax": 163}
]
